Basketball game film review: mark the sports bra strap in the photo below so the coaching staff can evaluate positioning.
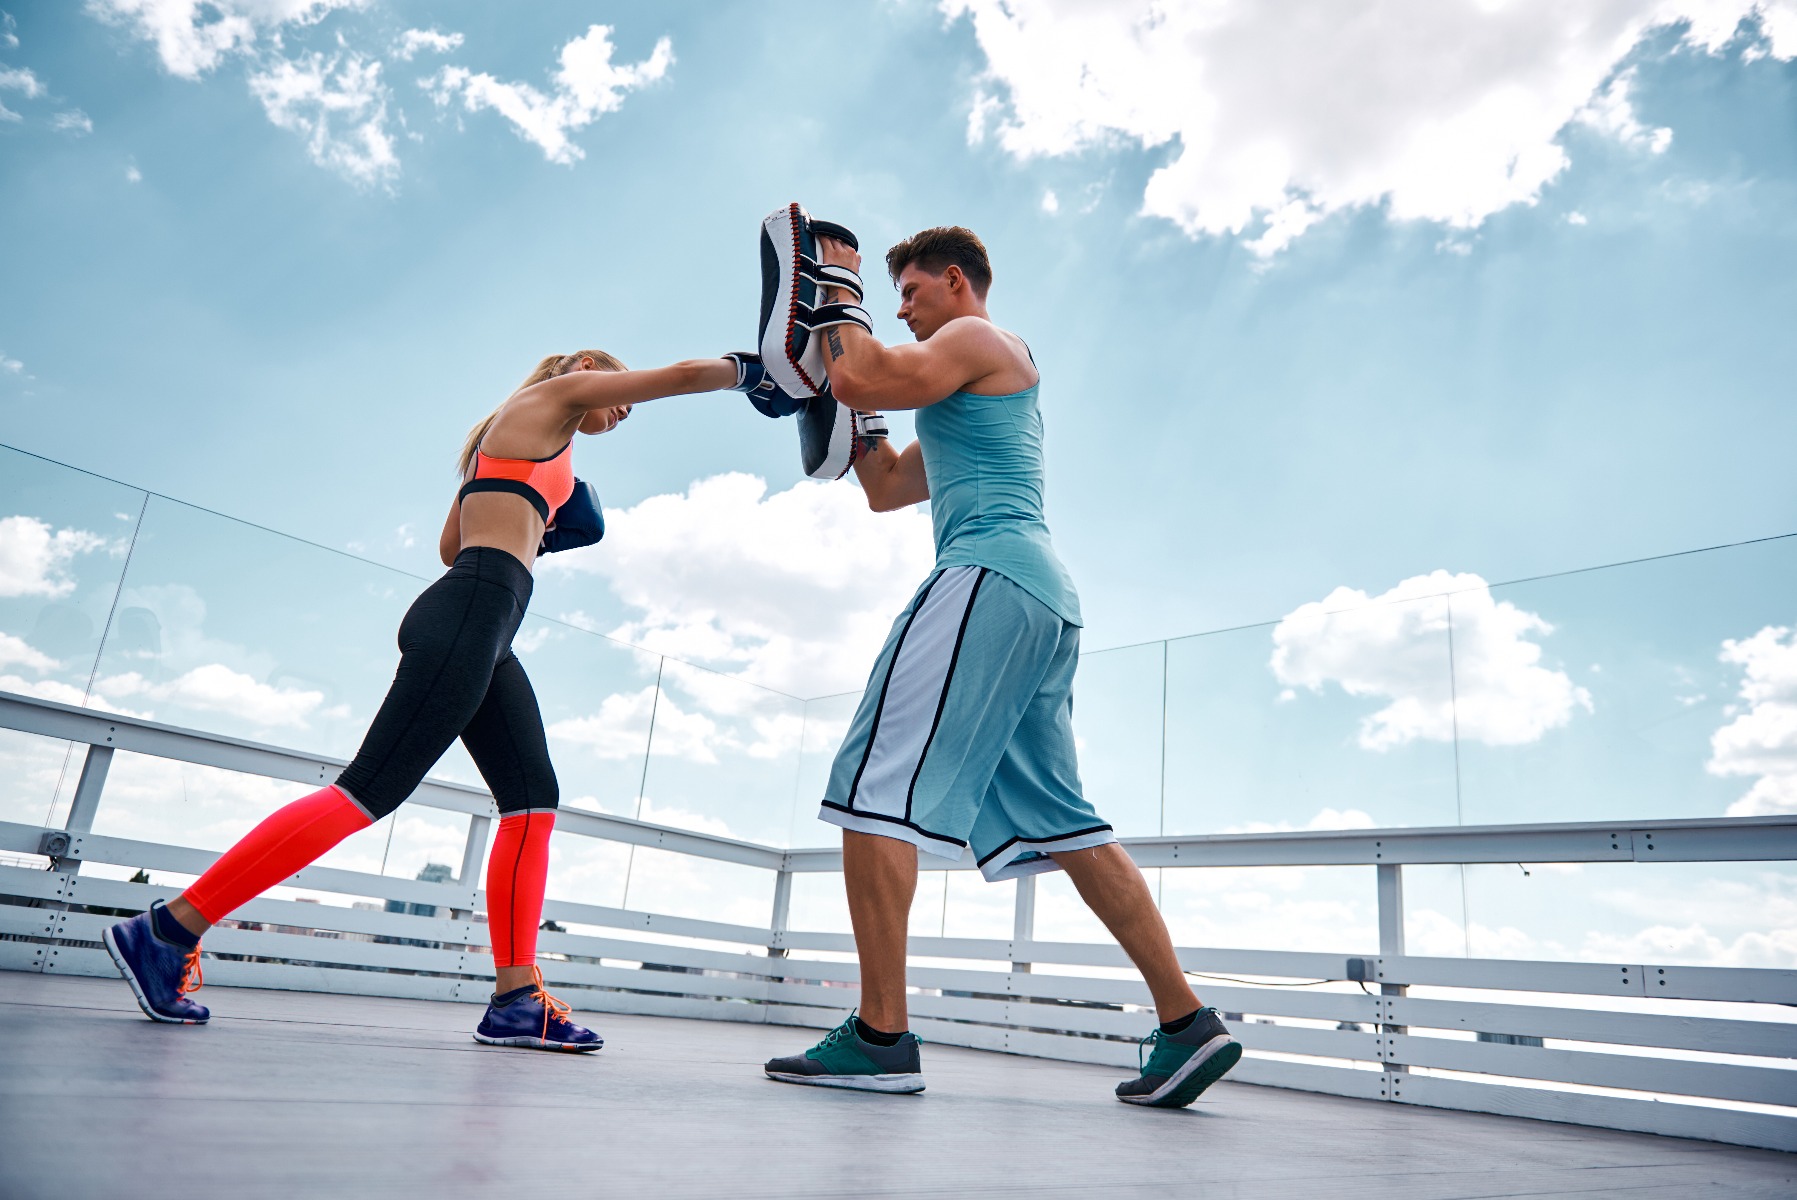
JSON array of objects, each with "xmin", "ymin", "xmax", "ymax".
[{"xmin": 458, "ymin": 477, "xmax": 551, "ymax": 523}]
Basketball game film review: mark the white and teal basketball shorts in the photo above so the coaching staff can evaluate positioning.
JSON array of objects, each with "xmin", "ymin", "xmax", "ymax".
[{"xmin": 819, "ymin": 565, "xmax": 1116, "ymax": 881}]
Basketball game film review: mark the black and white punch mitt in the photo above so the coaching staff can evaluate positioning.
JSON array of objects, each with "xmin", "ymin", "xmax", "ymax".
[
  {"xmin": 758, "ymin": 202, "xmax": 874, "ymax": 400},
  {"xmin": 800, "ymin": 397, "xmax": 888, "ymax": 481}
]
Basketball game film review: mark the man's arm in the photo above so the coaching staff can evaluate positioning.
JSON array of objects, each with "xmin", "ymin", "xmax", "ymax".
[
  {"xmin": 814, "ymin": 236, "xmax": 1009, "ymax": 412},
  {"xmin": 823, "ymin": 319, "xmax": 1001, "ymax": 412},
  {"xmin": 852, "ymin": 438, "xmax": 929, "ymax": 512}
]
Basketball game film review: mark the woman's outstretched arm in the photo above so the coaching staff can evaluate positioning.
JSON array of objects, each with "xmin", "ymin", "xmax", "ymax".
[{"xmin": 529, "ymin": 358, "xmax": 738, "ymax": 416}]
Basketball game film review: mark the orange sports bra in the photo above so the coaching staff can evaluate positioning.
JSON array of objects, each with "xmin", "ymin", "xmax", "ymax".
[{"xmin": 458, "ymin": 441, "xmax": 575, "ymax": 524}]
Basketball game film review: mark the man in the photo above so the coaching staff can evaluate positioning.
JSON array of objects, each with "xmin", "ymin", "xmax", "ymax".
[{"xmin": 762, "ymin": 226, "xmax": 1241, "ymax": 1106}]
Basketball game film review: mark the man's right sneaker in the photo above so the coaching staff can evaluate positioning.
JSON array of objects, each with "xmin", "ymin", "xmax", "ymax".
[
  {"xmin": 1115, "ymin": 1007, "xmax": 1241, "ymax": 1107},
  {"xmin": 764, "ymin": 1015, "xmax": 924, "ymax": 1093},
  {"xmin": 103, "ymin": 903, "xmax": 209, "ymax": 1025}
]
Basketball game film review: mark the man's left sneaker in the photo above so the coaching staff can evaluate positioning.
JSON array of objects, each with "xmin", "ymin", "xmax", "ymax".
[
  {"xmin": 102, "ymin": 903, "xmax": 208, "ymax": 1024},
  {"xmin": 764, "ymin": 1014, "xmax": 925, "ymax": 1093},
  {"xmin": 473, "ymin": 968, "xmax": 601, "ymax": 1052},
  {"xmin": 1115, "ymin": 1007, "xmax": 1241, "ymax": 1108}
]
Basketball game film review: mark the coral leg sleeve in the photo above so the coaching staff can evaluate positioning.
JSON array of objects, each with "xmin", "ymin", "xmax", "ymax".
[
  {"xmin": 487, "ymin": 811, "xmax": 555, "ymax": 968},
  {"xmin": 181, "ymin": 785, "xmax": 372, "ymax": 924}
]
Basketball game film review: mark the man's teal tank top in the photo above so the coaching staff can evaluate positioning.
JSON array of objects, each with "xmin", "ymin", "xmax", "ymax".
[{"xmin": 913, "ymin": 381, "xmax": 1082, "ymax": 627}]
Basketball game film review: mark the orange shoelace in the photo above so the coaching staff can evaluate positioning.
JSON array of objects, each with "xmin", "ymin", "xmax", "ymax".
[
  {"xmin": 179, "ymin": 945, "xmax": 204, "ymax": 995},
  {"xmin": 527, "ymin": 965, "xmax": 570, "ymax": 1043}
]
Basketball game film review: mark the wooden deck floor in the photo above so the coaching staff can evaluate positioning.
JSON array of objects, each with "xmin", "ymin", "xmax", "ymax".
[{"xmin": 1, "ymin": 971, "xmax": 1791, "ymax": 1200}]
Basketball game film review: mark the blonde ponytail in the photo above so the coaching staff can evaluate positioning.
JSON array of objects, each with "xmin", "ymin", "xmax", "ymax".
[{"xmin": 457, "ymin": 348, "xmax": 627, "ymax": 478}]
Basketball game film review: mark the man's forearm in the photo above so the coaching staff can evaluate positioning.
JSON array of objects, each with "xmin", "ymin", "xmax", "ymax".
[
  {"xmin": 851, "ymin": 437, "xmax": 912, "ymax": 512},
  {"xmin": 826, "ymin": 324, "xmax": 890, "ymax": 411}
]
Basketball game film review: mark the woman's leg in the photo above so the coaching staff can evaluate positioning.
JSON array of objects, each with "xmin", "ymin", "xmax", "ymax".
[
  {"xmin": 459, "ymin": 648, "xmax": 559, "ymax": 995},
  {"xmin": 460, "ymin": 648, "xmax": 599, "ymax": 1051},
  {"xmin": 173, "ymin": 556, "xmax": 524, "ymax": 934}
]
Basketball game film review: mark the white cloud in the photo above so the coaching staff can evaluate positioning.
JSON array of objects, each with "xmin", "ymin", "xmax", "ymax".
[
  {"xmin": 421, "ymin": 23, "xmax": 672, "ymax": 165},
  {"xmin": 1582, "ymin": 921, "xmax": 1797, "ymax": 968},
  {"xmin": 0, "ymin": 673, "xmax": 92, "ymax": 707},
  {"xmin": 0, "ymin": 350, "xmax": 22, "ymax": 372},
  {"xmin": 248, "ymin": 50, "xmax": 397, "ymax": 186},
  {"xmin": 86, "ymin": 0, "xmax": 362, "ymax": 80},
  {"xmin": 2, "ymin": 12, "xmax": 17, "ymax": 50},
  {"xmin": 95, "ymin": 663, "xmax": 324, "ymax": 727},
  {"xmin": 1224, "ymin": 806, "xmax": 1376, "ymax": 835},
  {"xmin": 0, "ymin": 516, "xmax": 107, "ymax": 598},
  {"xmin": 394, "ymin": 27, "xmax": 460, "ymax": 61},
  {"xmin": 944, "ymin": 0, "xmax": 1797, "ymax": 256},
  {"xmin": 1566, "ymin": 210, "xmax": 1590, "ymax": 225},
  {"xmin": 1271, "ymin": 571, "xmax": 1591, "ymax": 751},
  {"xmin": 51, "ymin": 109, "xmax": 92, "ymax": 134},
  {"xmin": 1576, "ymin": 67, "xmax": 1673, "ymax": 152},
  {"xmin": 125, "ymin": 163, "xmax": 142, "ymax": 182},
  {"xmin": 1708, "ymin": 624, "xmax": 1797, "ymax": 816},
  {"xmin": 548, "ymin": 685, "xmax": 720, "ymax": 764},
  {"xmin": 0, "ymin": 633, "xmax": 57, "ymax": 673},
  {"xmin": 539, "ymin": 472, "xmax": 936, "ymax": 699},
  {"xmin": 0, "ymin": 63, "xmax": 43, "ymax": 97},
  {"xmin": 1040, "ymin": 187, "xmax": 1059, "ymax": 214},
  {"xmin": 0, "ymin": 63, "xmax": 39, "ymax": 120}
]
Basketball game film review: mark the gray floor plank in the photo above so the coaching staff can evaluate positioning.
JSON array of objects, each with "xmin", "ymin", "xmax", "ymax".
[{"xmin": 1, "ymin": 972, "xmax": 1792, "ymax": 1200}]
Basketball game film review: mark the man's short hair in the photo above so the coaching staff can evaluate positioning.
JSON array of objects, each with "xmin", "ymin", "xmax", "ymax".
[{"xmin": 886, "ymin": 226, "xmax": 993, "ymax": 298}]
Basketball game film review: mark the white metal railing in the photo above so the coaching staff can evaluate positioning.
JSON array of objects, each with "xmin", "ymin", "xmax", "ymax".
[{"xmin": 2, "ymin": 688, "xmax": 1794, "ymax": 1152}]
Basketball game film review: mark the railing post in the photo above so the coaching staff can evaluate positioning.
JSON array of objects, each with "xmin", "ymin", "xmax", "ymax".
[
  {"xmin": 57, "ymin": 744, "xmax": 113, "ymax": 879},
  {"xmin": 768, "ymin": 865, "xmax": 792, "ymax": 958},
  {"xmin": 1377, "ymin": 862, "xmax": 1408, "ymax": 1078},
  {"xmin": 453, "ymin": 814, "xmax": 491, "ymax": 921},
  {"xmin": 1011, "ymin": 873, "xmax": 1036, "ymax": 973}
]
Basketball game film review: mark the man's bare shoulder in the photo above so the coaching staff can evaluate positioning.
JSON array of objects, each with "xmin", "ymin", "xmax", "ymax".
[{"xmin": 936, "ymin": 316, "xmax": 1036, "ymax": 393}]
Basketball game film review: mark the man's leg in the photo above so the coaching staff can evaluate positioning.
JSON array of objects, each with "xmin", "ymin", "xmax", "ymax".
[
  {"xmin": 1050, "ymin": 842, "xmax": 1198, "ymax": 1022},
  {"xmin": 1051, "ymin": 842, "xmax": 1242, "ymax": 1107},
  {"xmin": 843, "ymin": 830, "xmax": 919, "ymax": 1032},
  {"xmin": 763, "ymin": 827, "xmax": 927, "ymax": 1091}
]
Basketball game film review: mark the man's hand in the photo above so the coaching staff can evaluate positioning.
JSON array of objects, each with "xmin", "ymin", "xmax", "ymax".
[{"xmin": 816, "ymin": 234, "xmax": 863, "ymax": 303}]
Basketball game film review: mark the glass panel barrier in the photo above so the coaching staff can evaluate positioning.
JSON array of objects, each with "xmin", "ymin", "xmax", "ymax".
[
  {"xmin": 1459, "ymin": 538, "xmax": 1797, "ymax": 827},
  {"xmin": 0, "ymin": 446, "xmax": 149, "ymax": 825},
  {"xmin": 1071, "ymin": 641, "xmax": 1166, "ymax": 838},
  {"xmin": 1163, "ymin": 597, "xmax": 1461, "ymax": 837},
  {"xmin": 793, "ymin": 691, "xmax": 859, "ymax": 846},
  {"xmin": 87, "ymin": 494, "xmax": 422, "ymax": 763},
  {"xmin": 638, "ymin": 658, "xmax": 805, "ymax": 847}
]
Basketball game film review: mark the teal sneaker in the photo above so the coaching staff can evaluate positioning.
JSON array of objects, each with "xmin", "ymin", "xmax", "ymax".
[
  {"xmin": 764, "ymin": 1015, "xmax": 925, "ymax": 1093},
  {"xmin": 1115, "ymin": 1007, "xmax": 1242, "ymax": 1107}
]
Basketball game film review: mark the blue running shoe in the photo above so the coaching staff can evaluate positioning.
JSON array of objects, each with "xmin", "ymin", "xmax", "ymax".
[
  {"xmin": 103, "ymin": 903, "xmax": 209, "ymax": 1025},
  {"xmin": 1115, "ymin": 1007, "xmax": 1241, "ymax": 1107},
  {"xmin": 764, "ymin": 1013, "xmax": 925, "ymax": 1093},
  {"xmin": 473, "ymin": 968, "xmax": 602, "ymax": 1052}
]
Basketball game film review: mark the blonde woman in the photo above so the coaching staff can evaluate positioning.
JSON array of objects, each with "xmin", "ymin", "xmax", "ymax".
[{"xmin": 104, "ymin": 348, "xmax": 778, "ymax": 1051}]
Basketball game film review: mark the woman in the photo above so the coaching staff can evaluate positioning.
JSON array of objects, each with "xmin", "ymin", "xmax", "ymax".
[{"xmin": 103, "ymin": 347, "xmax": 771, "ymax": 1050}]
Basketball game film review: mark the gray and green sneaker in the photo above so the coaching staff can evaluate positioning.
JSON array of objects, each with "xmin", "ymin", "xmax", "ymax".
[
  {"xmin": 1115, "ymin": 1007, "xmax": 1241, "ymax": 1107},
  {"xmin": 764, "ymin": 1015, "xmax": 925, "ymax": 1093}
]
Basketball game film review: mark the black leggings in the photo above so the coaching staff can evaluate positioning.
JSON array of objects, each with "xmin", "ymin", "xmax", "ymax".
[{"xmin": 335, "ymin": 546, "xmax": 558, "ymax": 820}]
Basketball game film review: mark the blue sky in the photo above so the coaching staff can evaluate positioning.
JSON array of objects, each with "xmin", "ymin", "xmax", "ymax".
[
  {"xmin": 0, "ymin": 1, "xmax": 1790, "ymax": 644},
  {"xmin": 2, "ymin": 3, "xmax": 1795, "ymax": 961}
]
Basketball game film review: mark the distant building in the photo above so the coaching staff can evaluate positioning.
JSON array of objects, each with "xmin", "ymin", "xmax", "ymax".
[
  {"xmin": 385, "ymin": 862, "xmax": 454, "ymax": 919},
  {"xmin": 379, "ymin": 863, "xmax": 455, "ymax": 949}
]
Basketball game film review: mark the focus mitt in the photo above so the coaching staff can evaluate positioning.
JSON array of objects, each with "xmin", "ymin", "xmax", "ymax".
[
  {"xmin": 799, "ymin": 396, "xmax": 889, "ymax": 481},
  {"xmin": 758, "ymin": 202, "xmax": 873, "ymax": 400}
]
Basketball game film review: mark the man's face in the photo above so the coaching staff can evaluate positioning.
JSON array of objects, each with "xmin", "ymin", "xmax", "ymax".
[{"xmin": 894, "ymin": 264, "xmax": 957, "ymax": 342}]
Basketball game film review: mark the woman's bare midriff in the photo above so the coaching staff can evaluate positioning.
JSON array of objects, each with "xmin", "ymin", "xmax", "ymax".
[{"xmin": 457, "ymin": 492, "xmax": 545, "ymax": 570}]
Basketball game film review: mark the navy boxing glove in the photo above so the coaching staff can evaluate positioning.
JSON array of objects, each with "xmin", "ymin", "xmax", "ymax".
[
  {"xmin": 540, "ymin": 480, "xmax": 604, "ymax": 555},
  {"xmin": 725, "ymin": 351, "xmax": 805, "ymax": 419}
]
